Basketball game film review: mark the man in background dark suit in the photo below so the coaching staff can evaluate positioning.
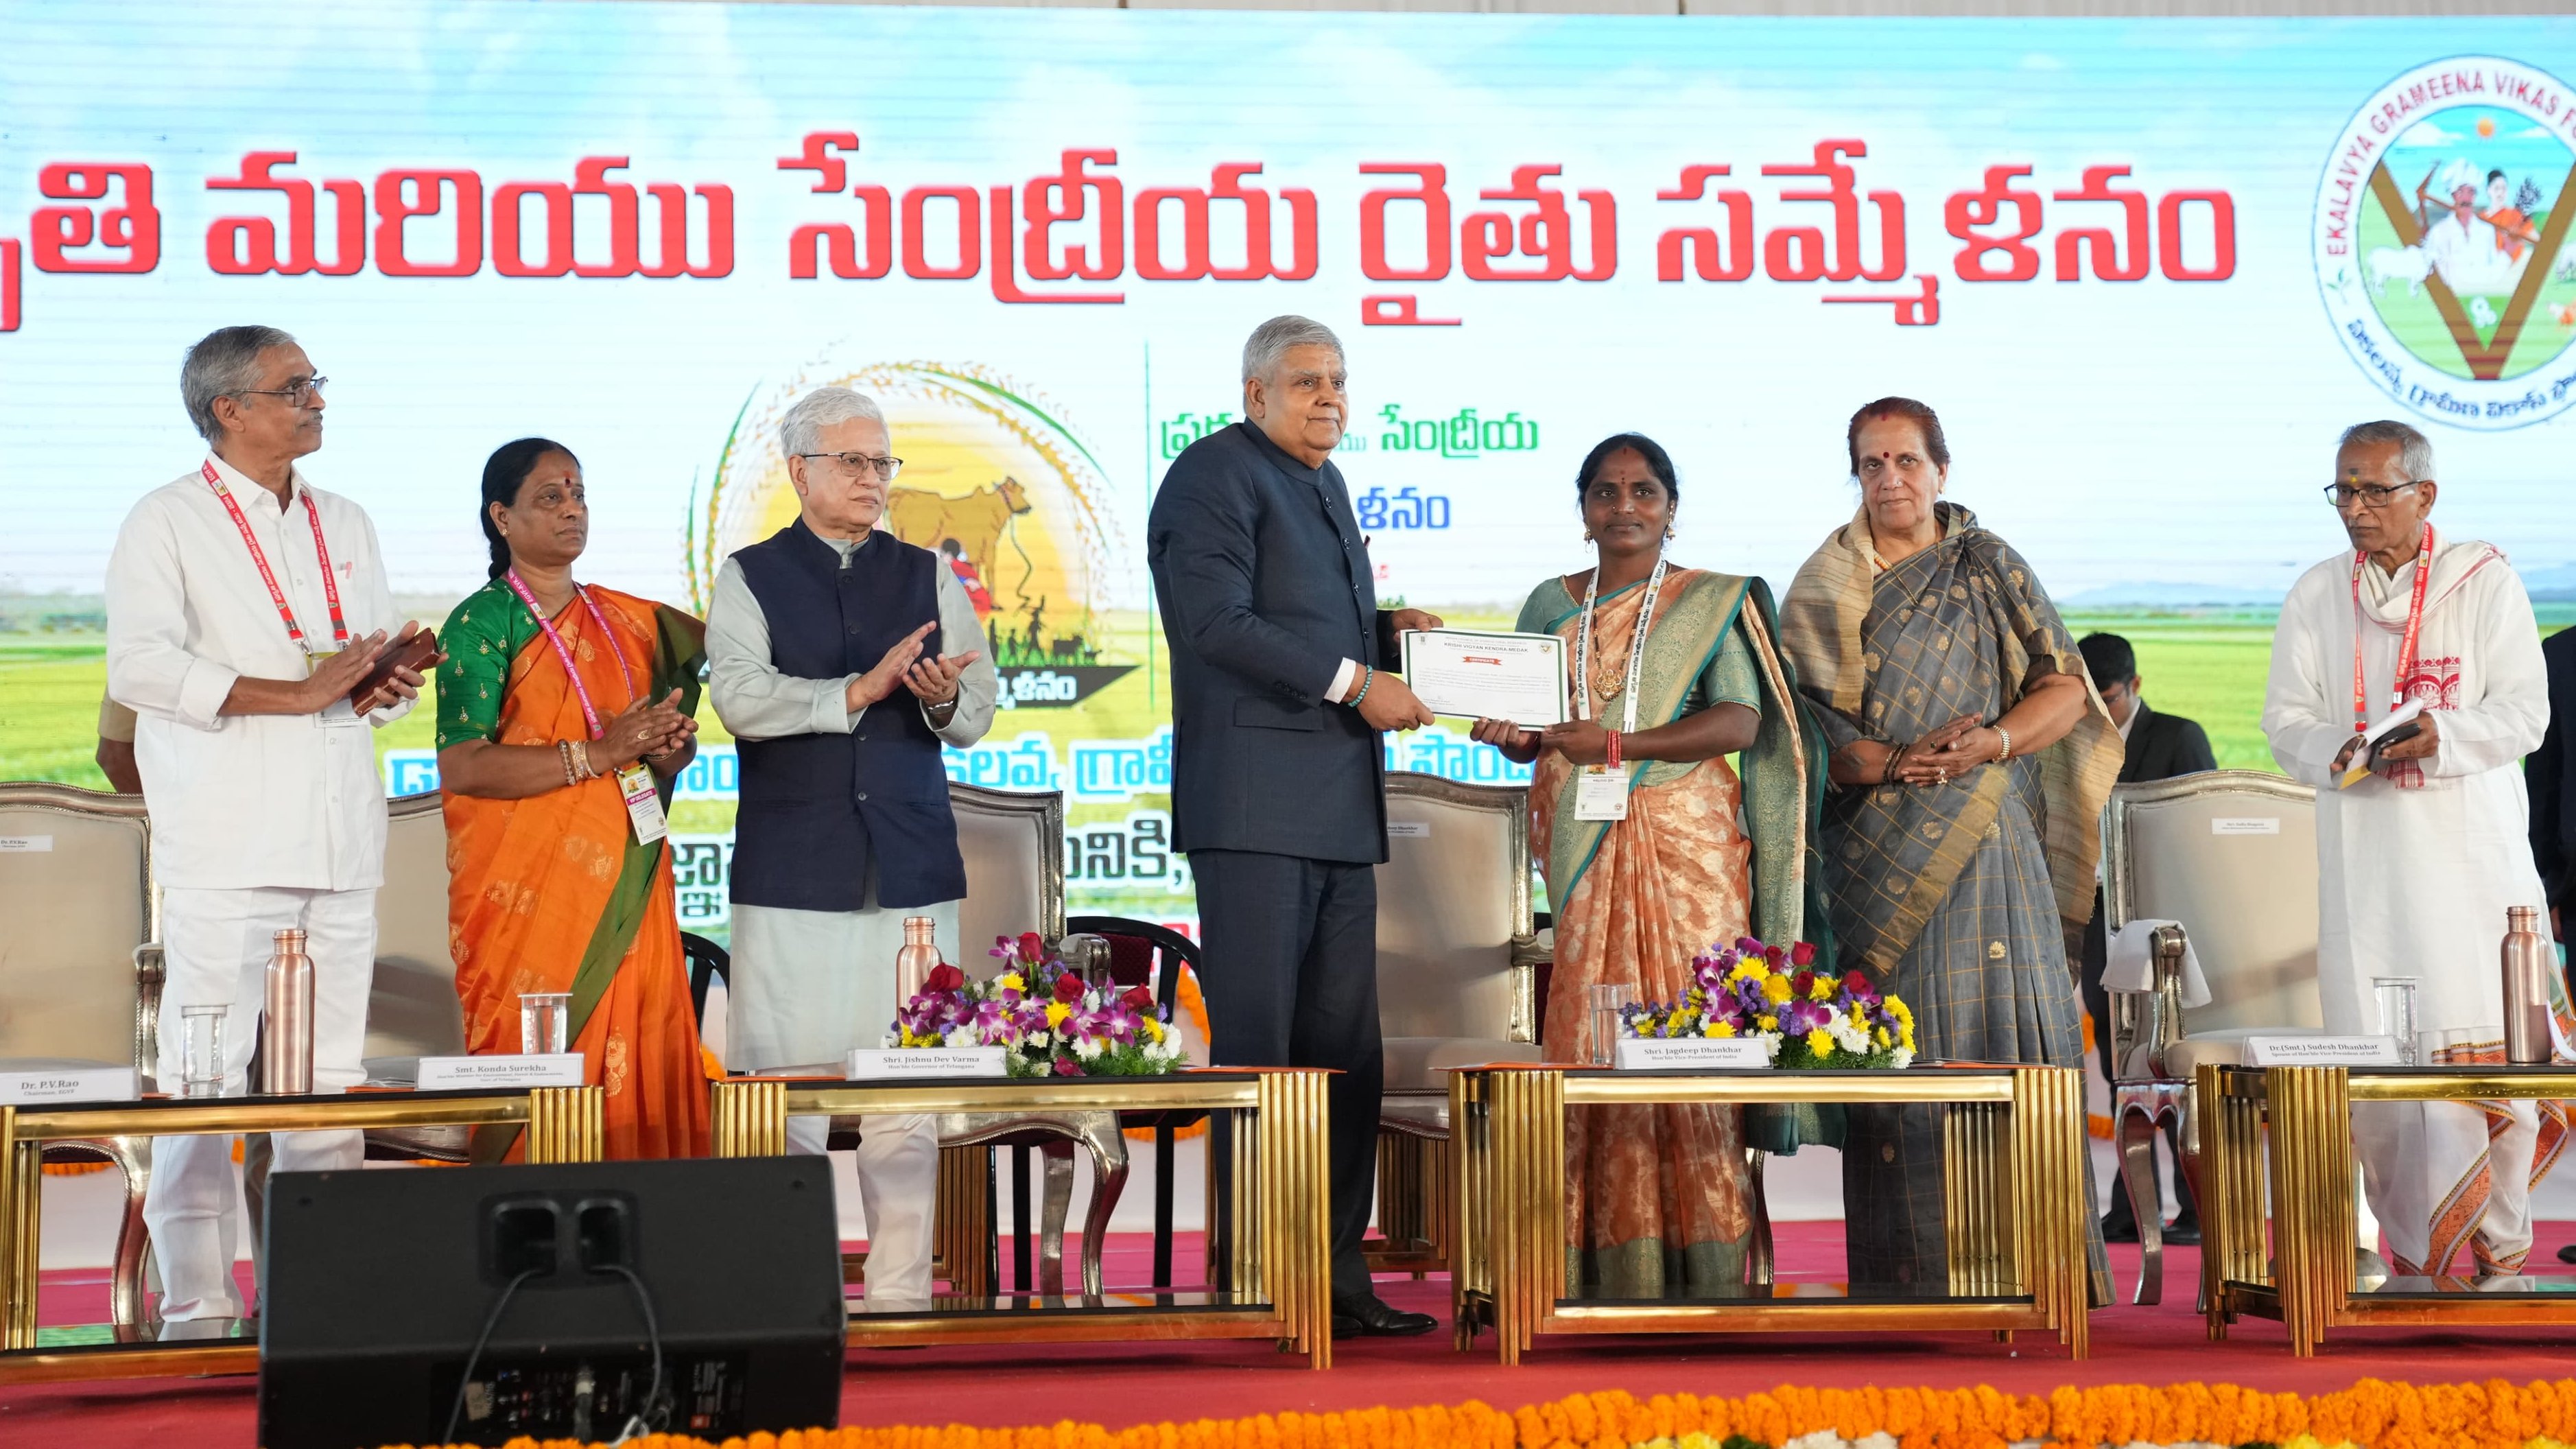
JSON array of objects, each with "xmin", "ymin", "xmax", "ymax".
[
  {"xmin": 1148, "ymin": 316, "xmax": 1443, "ymax": 1338},
  {"xmin": 2077, "ymin": 631, "xmax": 2217, "ymax": 1243}
]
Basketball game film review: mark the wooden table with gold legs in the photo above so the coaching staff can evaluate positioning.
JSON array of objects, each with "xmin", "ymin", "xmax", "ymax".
[
  {"xmin": 709, "ymin": 1068, "xmax": 1336, "ymax": 1369},
  {"xmin": 2201, "ymin": 1062, "xmax": 2576, "ymax": 1356},
  {"xmin": 1450, "ymin": 1065, "xmax": 2092, "ymax": 1364},
  {"xmin": 0, "ymin": 1086, "xmax": 605, "ymax": 1385}
]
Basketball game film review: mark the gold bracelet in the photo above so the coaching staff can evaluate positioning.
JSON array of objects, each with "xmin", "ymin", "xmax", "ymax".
[
  {"xmin": 1995, "ymin": 724, "xmax": 2014, "ymax": 763},
  {"xmin": 557, "ymin": 740, "xmax": 580, "ymax": 787}
]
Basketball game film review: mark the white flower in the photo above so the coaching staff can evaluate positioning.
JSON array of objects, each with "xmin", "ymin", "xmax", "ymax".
[
  {"xmin": 880, "ymin": 1033, "xmax": 899, "ymax": 1048},
  {"xmin": 1074, "ymin": 1037, "xmax": 1103, "ymax": 1060},
  {"xmin": 1758, "ymin": 1033, "xmax": 1783, "ymax": 1061},
  {"xmin": 1028, "ymin": 1030, "xmax": 1051, "ymax": 1050},
  {"xmin": 1889, "ymin": 1047, "xmax": 1915, "ymax": 1070},
  {"xmin": 943, "ymin": 1027, "xmax": 975, "ymax": 1049}
]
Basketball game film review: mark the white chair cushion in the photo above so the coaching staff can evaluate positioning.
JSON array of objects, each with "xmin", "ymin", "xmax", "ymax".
[{"xmin": 1383, "ymin": 1035, "xmax": 1543, "ymax": 1092}]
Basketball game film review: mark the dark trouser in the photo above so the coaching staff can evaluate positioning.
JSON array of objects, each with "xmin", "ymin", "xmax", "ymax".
[
  {"xmin": 2079, "ymin": 904, "xmax": 2195, "ymax": 1223},
  {"xmin": 1190, "ymin": 848, "xmax": 1383, "ymax": 1301}
]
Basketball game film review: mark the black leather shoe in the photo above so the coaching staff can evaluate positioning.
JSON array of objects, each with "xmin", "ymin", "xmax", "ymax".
[
  {"xmin": 2558, "ymin": 1242, "xmax": 2576, "ymax": 1266},
  {"xmin": 2163, "ymin": 1212, "xmax": 2201, "ymax": 1246},
  {"xmin": 2100, "ymin": 1206, "xmax": 2140, "ymax": 1244},
  {"xmin": 1332, "ymin": 1292, "xmax": 1437, "ymax": 1339}
]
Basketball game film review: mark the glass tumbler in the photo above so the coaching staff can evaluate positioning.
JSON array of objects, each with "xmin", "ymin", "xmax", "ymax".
[
  {"xmin": 519, "ymin": 991, "xmax": 572, "ymax": 1055},
  {"xmin": 179, "ymin": 1004, "xmax": 228, "ymax": 1098},
  {"xmin": 1588, "ymin": 982, "xmax": 1639, "ymax": 1067},
  {"xmin": 2372, "ymin": 976, "xmax": 2420, "ymax": 1065}
]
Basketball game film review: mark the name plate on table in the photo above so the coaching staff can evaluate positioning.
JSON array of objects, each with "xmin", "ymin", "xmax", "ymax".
[
  {"xmin": 2245, "ymin": 1036, "xmax": 2402, "ymax": 1066},
  {"xmin": 0, "ymin": 1065, "xmax": 137, "ymax": 1104},
  {"xmin": 848, "ymin": 1047, "xmax": 1009, "ymax": 1079},
  {"xmin": 415, "ymin": 1054, "xmax": 587, "ymax": 1089},
  {"xmin": 1616, "ymin": 1038, "xmax": 1768, "ymax": 1070}
]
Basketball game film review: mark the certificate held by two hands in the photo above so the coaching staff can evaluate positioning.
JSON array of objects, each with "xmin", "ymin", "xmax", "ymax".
[{"xmin": 1397, "ymin": 629, "xmax": 1568, "ymax": 729}]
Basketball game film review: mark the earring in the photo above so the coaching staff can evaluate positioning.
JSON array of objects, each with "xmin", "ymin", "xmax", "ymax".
[
  {"xmin": 1664, "ymin": 525, "xmax": 1676, "ymax": 540},
  {"xmin": 1583, "ymin": 530, "xmax": 1595, "ymax": 543}
]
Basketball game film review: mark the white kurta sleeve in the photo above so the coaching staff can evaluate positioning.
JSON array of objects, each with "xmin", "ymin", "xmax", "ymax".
[
  {"xmin": 2426, "ymin": 567, "xmax": 2549, "ymax": 779},
  {"xmin": 2262, "ymin": 570, "xmax": 2349, "ymax": 790},
  {"xmin": 106, "ymin": 496, "xmax": 237, "ymax": 731},
  {"xmin": 917, "ymin": 566, "xmax": 997, "ymax": 748},
  {"xmin": 705, "ymin": 557, "xmax": 862, "ymax": 739}
]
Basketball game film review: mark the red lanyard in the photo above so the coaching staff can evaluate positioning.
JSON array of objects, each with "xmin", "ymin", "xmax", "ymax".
[
  {"xmin": 2349, "ymin": 523, "xmax": 2434, "ymax": 733},
  {"xmin": 203, "ymin": 460, "xmax": 348, "ymax": 657},
  {"xmin": 503, "ymin": 572, "xmax": 635, "ymax": 741}
]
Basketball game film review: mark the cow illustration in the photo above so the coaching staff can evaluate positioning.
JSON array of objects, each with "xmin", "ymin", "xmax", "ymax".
[{"xmin": 886, "ymin": 477, "xmax": 1033, "ymax": 594}]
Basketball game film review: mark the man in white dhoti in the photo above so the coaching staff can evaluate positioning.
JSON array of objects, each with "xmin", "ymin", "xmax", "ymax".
[
  {"xmin": 2262, "ymin": 419, "xmax": 2564, "ymax": 1279},
  {"xmin": 707, "ymin": 386, "xmax": 996, "ymax": 1307}
]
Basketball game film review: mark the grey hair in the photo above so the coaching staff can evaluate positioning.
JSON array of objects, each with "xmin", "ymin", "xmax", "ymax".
[
  {"xmin": 1241, "ymin": 315, "xmax": 1343, "ymax": 385},
  {"xmin": 779, "ymin": 386, "xmax": 886, "ymax": 459},
  {"xmin": 2339, "ymin": 419, "xmax": 2436, "ymax": 482},
  {"xmin": 180, "ymin": 325, "xmax": 297, "ymax": 443}
]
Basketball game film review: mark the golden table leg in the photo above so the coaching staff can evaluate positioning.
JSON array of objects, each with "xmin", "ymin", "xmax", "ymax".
[
  {"xmin": 2, "ymin": 1109, "xmax": 36, "ymax": 1352},
  {"xmin": 523, "ymin": 1085, "xmax": 606, "ymax": 1164},
  {"xmin": 1448, "ymin": 1069, "xmax": 1486, "ymax": 1352},
  {"xmin": 709, "ymin": 1079, "xmax": 790, "ymax": 1157},
  {"xmin": 2266, "ymin": 1065, "xmax": 2352, "ymax": 1358},
  {"xmin": 2008, "ymin": 1067, "xmax": 2088, "ymax": 1358}
]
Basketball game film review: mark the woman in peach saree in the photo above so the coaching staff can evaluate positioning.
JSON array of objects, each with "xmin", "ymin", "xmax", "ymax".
[
  {"xmin": 1472, "ymin": 434, "xmax": 1823, "ymax": 1298},
  {"xmin": 436, "ymin": 438, "xmax": 712, "ymax": 1159}
]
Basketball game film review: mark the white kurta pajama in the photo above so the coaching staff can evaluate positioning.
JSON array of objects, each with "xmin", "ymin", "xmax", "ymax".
[
  {"xmin": 706, "ymin": 539, "xmax": 996, "ymax": 1306},
  {"xmin": 2262, "ymin": 532, "xmax": 2564, "ymax": 1276},
  {"xmin": 106, "ymin": 456, "xmax": 412, "ymax": 1321}
]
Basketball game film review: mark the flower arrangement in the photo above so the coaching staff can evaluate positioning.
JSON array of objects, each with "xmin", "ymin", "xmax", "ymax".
[
  {"xmin": 1618, "ymin": 936, "xmax": 1915, "ymax": 1070},
  {"xmin": 886, "ymin": 931, "xmax": 1187, "ymax": 1078}
]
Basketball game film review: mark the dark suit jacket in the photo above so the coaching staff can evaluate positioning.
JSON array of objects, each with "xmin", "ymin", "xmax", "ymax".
[
  {"xmin": 2530, "ymin": 628, "xmax": 2576, "ymax": 910},
  {"xmin": 2114, "ymin": 700, "xmax": 2218, "ymax": 784},
  {"xmin": 1148, "ymin": 422, "xmax": 1397, "ymax": 864}
]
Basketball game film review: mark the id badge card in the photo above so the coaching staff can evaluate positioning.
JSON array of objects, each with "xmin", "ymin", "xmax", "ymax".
[
  {"xmin": 615, "ymin": 762, "xmax": 668, "ymax": 845},
  {"xmin": 1573, "ymin": 767, "xmax": 1630, "ymax": 821},
  {"xmin": 306, "ymin": 651, "xmax": 364, "ymax": 728}
]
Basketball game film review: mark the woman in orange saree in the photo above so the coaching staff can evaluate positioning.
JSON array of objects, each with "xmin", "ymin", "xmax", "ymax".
[
  {"xmin": 436, "ymin": 438, "xmax": 712, "ymax": 1159},
  {"xmin": 1472, "ymin": 434, "xmax": 1823, "ymax": 1299}
]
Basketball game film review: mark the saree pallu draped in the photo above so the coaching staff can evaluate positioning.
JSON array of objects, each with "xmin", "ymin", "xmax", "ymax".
[
  {"xmin": 1782, "ymin": 504, "xmax": 2120, "ymax": 1302},
  {"xmin": 441, "ymin": 583, "xmax": 712, "ymax": 1159},
  {"xmin": 1524, "ymin": 568, "xmax": 1824, "ymax": 1297}
]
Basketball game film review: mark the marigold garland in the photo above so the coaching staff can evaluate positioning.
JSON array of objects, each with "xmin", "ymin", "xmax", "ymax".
[{"xmin": 376, "ymin": 1379, "xmax": 2576, "ymax": 1449}]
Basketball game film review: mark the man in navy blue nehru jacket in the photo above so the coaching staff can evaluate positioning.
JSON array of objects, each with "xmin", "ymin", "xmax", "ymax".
[{"xmin": 707, "ymin": 385, "xmax": 996, "ymax": 1310}]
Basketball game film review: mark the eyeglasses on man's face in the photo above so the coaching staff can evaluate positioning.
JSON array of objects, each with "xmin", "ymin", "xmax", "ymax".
[
  {"xmin": 2322, "ymin": 480, "xmax": 2425, "ymax": 510},
  {"xmin": 799, "ymin": 451, "xmax": 904, "ymax": 481},
  {"xmin": 235, "ymin": 375, "xmax": 328, "ymax": 409}
]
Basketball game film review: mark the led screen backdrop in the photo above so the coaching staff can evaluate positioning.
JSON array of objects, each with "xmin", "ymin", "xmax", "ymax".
[{"xmin": 3, "ymin": 3, "xmax": 2574, "ymax": 932}]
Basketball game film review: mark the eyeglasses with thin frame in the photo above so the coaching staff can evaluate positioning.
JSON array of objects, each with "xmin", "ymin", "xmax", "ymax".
[
  {"xmin": 798, "ymin": 451, "xmax": 905, "ymax": 481},
  {"xmin": 2322, "ymin": 480, "xmax": 2426, "ymax": 509},
  {"xmin": 233, "ymin": 376, "xmax": 328, "ymax": 408}
]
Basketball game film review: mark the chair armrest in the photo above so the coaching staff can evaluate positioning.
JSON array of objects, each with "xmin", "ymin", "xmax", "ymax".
[
  {"xmin": 2106, "ymin": 923, "xmax": 2190, "ymax": 1083},
  {"xmin": 133, "ymin": 943, "xmax": 165, "ymax": 1087},
  {"xmin": 1507, "ymin": 932, "xmax": 1550, "ymax": 1045}
]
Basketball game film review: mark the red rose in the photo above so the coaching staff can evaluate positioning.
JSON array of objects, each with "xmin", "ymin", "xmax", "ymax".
[
  {"xmin": 925, "ymin": 963, "xmax": 965, "ymax": 993},
  {"xmin": 1052, "ymin": 1057, "xmax": 1085, "ymax": 1076},
  {"xmin": 1052, "ymin": 973, "xmax": 1087, "ymax": 1004},
  {"xmin": 1763, "ymin": 945, "xmax": 1786, "ymax": 967},
  {"xmin": 1120, "ymin": 985, "xmax": 1155, "ymax": 1013},
  {"xmin": 1843, "ymin": 970, "xmax": 1871, "ymax": 995},
  {"xmin": 1018, "ymin": 931, "xmax": 1047, "ymax": 963},
  {"xmin": 1790, "ymin": 941, "xmax": 1818, "ymax": 967},
  {"xmin": 1790, "ymin": 970, "xmax": 1817, "ymax": 998}
]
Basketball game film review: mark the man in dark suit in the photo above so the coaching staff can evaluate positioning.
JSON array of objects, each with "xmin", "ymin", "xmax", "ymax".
[
  {"xmin": 1148, "ymin": 316, "xmax": 1442, "ymax": 1339},
  {"xmin": 2077, "ymin": 631, "xmax": 2217, "ymax": 1244}
]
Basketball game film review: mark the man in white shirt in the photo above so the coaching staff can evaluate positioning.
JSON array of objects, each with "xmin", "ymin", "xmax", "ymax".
[
  {"xmin": 705, "ymin": 386, "xmax": 995, "ymax": 1308},
  {"xmin": 106, "ymin": 325, "xmax": 434, "ymax": 1323},
  {"xmin": 2260, "ymin": 419, "xmax": 2561, "ymax": 1280}
]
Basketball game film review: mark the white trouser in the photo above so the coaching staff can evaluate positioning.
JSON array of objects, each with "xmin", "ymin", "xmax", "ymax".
[
  {"xmin": 145, "ymin": 885, "xmax": 374, "ymax": 1320},
  {"xmin": 729, "ymin": 899, "xmax": 954, "ymax": 1307}
]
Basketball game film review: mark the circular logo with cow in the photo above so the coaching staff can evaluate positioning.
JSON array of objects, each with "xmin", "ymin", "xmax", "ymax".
[
  {"xmin": 692, "ymin": 360, "xmax": 1132, "ymax": 711},
  {"xmin": 2315, "ymin": 56, "xmax": 2576, "ymax": 429}
]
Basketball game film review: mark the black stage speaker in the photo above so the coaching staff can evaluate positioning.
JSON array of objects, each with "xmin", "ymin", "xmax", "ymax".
[{"xmin": 259, "ymin": 1157, "xmax": 844, "ymax": 1449}]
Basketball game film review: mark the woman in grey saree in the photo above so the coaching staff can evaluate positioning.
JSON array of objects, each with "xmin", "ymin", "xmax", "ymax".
[{"xmin": 1780, "ymin": 398, "xmax": 2120, "ymax": 1304}]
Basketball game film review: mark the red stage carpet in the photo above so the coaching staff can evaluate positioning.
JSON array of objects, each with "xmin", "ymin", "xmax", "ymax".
[{"xmin": 10, "ymin": 1225, "xmax": 2576, "ymax": 1448}]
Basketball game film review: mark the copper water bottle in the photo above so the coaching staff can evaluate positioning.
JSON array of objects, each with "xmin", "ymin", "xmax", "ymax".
[
  {"xmin": 2503, "ymin": 906, "xmax": 2553, "ymax": 1067},
  {"xmin": 260, "ymin": 928, "xmax": 315, "ymax": 1094},
  {"xmin": 895, "ymin": 917, "xmax": 941, "ymax": 1007}
]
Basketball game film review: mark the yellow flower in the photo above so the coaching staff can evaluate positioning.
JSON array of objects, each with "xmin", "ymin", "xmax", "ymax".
[
  {"xmin": 1727, "ymin": 959, "xmax": 1762, "ymax": 984},
  {"xmin": 1045, "ymin": 1002, "xmax": 1072, "ymax": 1028},
  {"xmin": 1757, "ymin": 1015, "xmax": 1778, "ymax": 1031},
  {"xmin": 1144, "ymin": 1019, "xmax": 1166, "ymax": 1042},
  {"xmin": 1805, "ymin": 1028, "xmax": 1833, "ymax": 1057},
  {"xmin": 1710, "ymin": 1021, "xmax": 1737, "ymax": 1039},
  {"xmin": 1761, "ymin": 976, "xmax": 1793, "ymax": 1004},
  {"xmin": 997, "ymin": 971, "xmax": 1025, "ymax": 994}
]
